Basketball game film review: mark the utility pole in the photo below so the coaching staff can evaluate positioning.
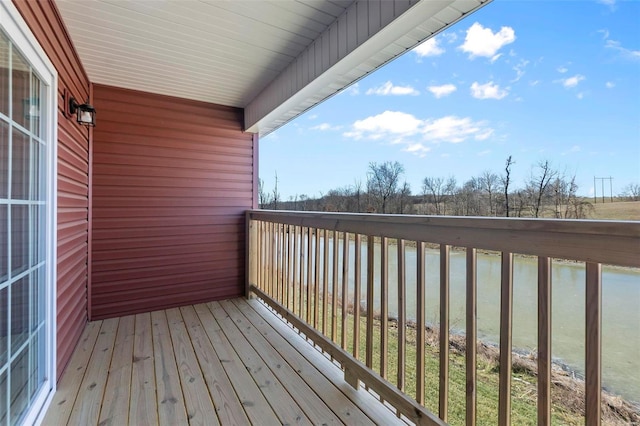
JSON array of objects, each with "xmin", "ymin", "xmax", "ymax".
[{"xmin": 594, "ymin": 176, "xmax": 614, "ymax": 203}]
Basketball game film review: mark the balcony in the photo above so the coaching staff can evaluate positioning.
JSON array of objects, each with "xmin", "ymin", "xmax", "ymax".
[{"xmin": 43, "ymin": 211, "xmax": 639, "ymax": 425}]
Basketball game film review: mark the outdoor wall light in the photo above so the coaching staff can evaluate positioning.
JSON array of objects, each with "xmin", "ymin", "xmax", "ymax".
[{"xmin": 69, "ymin": 97, "xmax": 96, "ymax": 127}]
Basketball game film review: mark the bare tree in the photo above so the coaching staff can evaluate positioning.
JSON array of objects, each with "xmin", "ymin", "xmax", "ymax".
[
  {"xmin": 480, "ymin": 170, "xmax": 500, "ymax": 216},
  {"xmin": 422, "ymin": 177, "xmax": 445, "ymax": 215},
  {"xmin": 398, "ymin": 181, "xmax": 412, "ymax": 214},
  {"xmin": 258, "ymin": 178, "xmax": 271, "ymax": 209},
  {"xmin": 353, "ymin": 179, "xmax": 363, "ymax": 213},
  {"xmin": 367, "ymin": 161, "xmax": 404, "ymax": 213},
  {"xmin": 271, "ymin": 172, "xmax": 280, "ymax": 210},
  {"xmin": 528, "ymin": 160, "xmax": 557, "ymax": 218},
  {"xmin": 502, "ymin": 155, "xmax": 514, "ymax": 217},
  {"xmin": 622, "ymin": 183, "xmax": 640, "ymax": 201}
]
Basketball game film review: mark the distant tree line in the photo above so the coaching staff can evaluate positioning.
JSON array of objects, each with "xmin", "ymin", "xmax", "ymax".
[{"xmin": 259, "ymin": 157, "xmax": 638, "ymax": 219}]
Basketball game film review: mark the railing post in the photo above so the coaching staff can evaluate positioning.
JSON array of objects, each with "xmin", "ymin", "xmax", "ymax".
[
  {"xmin": 498, "ymin": 252, "xmax": 514, "ymax": 426},
  {"xmin": 585, "ymin": 262, "xmax": 602, "ymax": 426},
  {"xmin": 538, "ymin": 256, "xmax": 552, "ymax": 426},
  {"xmin": 245, "ymin": 212, "xmax": 257, "ymax": 299},
  {"xmin": 439, "ymin": 244, "xmax": 450, "ymax": 422},
  {"xmin": 466, "ymin": 248, "xmax": 477, "ymax": 426}
]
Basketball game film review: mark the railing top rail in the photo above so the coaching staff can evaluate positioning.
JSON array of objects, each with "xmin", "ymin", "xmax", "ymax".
[{"xmin": 246, "ymin": 210, "xmax": 640, "ymax": 268}]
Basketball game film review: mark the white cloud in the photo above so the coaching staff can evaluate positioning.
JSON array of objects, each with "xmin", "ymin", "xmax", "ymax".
[
  {"xmin": 605, "ymin": 39, "xmax": 640, "ymax": 60},
  {"xmin": 311, "ymin": 123, "xmax": 341, "ymax": 131},
  {"xmin": 343, "ymin": 111, "xmax": 422, "ymax": 140},
  {"xmin": 344, "ymin": 83, "xmax": 359, "ymax": 95},
  {"xmin": 343, "ymin": 111, "xmax": 494, "ymax": 149},
  {"xmin": 511, "ymin": 59, "xmax": 529, "ymax": 82},
  {"xmin": 470, "ymin": 81, "xmax": 509, "ymax": 100},
  {"xmin": 414, "ymin": 37, "xmax": 444, "ymax": 57},
  {"xmin": 529, "ymin": 80, "xmax": 540, "ymax": 86},
  {"xmin": 577, "ymin": 92, "xmax": 585, "ymax": 100},
  {"xmin": 605, "ymin": 81, "xmax": 615, "ymax": 88},
  {"xmin": 427, "ymin": 84, "xmax": 457, "ymax": 98},
  {"xmin": 459, "ymin": 22, "xmax": 516, "ymax": 59},
  {"xmin": 558, "ymin": 74, "xmax": 585, "ymax": 88},
  {"xmin": 404, "ymin": 143, "xmax": 431, "ymax": 157},
  {"xmin": 477, "ymin": 150, "xmax": 491, "ymax": 156},
  {"xmin": 490, "ymin": 53, "xmax": 503, "ymax": 63},
  {"xmin": 307, "ymin": 114, "xmax": 318, "ymax": 120},
  {"xmin": 422, "ymin": 116, "xmax": 494, "ymax": 143},
  {"xmin": 441, "ymin": 32, "xmax": 458, "ymax": 44},
  {"xmin": 366, "ymin": 81, "xmax": 419, "ymax": 96},
  {"xmin": 557, "ymin": 66, "xmax": 568, "ymax": 73}
]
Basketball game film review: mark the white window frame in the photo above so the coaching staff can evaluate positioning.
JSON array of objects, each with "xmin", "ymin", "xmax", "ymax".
[{"xmin": 0, "ymin": 1, "xmax": 58, "ymax": 425}]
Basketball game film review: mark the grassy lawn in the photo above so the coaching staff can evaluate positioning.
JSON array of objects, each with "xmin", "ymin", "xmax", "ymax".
[{"xmin": 291, "ymin": 299, "xmax": 583, "ymax": 426}]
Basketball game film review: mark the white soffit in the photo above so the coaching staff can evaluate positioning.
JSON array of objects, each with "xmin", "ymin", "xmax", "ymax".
[
  {"xmin": 56, "ymin": 0, "xmax": 490, "ymax": 136},
  {"xmin": 56, "ymin": 0, "xmax": 354, "ymax": 107}
]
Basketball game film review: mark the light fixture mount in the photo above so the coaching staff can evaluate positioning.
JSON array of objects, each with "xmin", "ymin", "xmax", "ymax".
[{"xmin": 69, "ymin": 96, "xmax": 96, "ymax": 127}]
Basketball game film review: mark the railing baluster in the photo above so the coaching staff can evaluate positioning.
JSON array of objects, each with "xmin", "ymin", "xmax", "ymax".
[
  {"xmin": 585, "ymin": 262, "xmax": 602, "ymax": 426},
  {"xmin": 332, "ymin": 230, "xmax": 339, "ymax": 343},
  {"xmin": 292, "ymin": 226, "xmax": 299, "ymax": 316},
  {"xmin": 366, "ymin": 236, "xmax": 375, "ymax": 369},
  {"xmin": 256, "ymin": 221, "xmax": 262, "ymax": 291},
  {"xmin": 287, "ymin": 224, "xmax": 293, "ymax": 310},
  {"xmin": 323, "ymin": 229, "xmax": 329, "ymax": 336},
  {"xmin": 397, "ymin": 239, "xmax": 406, "ymax": 392},
  {"xmin": 306, "ymin": 227, "xmax": 312, "ymax": 324},
  {"xmin": 277, "ymin": 223, "xmax": 283, "ymax": 303},
  {"xmin": 380, "ymin": 236, "xmax": 389, "ymax": 379},
  {"xmin": 416, "ymin": 241, "xmax": 426, "ymax": 405},
  {"xmin": 341, "ymin": 232, "xmax": 349, "ymax": 350},
  {"xmin": 268, "ymin": 222, "xmax": 273, "ymax": 296},
  {"xmin": 440, "ymin": 244, "xmax": 450, "ymax": 422},
  {"xmin": 499, "ymin": 252, "xmax": 514, "ymax": 426},
  {"xmin": 538, "ymin": 256, "xmax": 552, "ymax": 426},
  {"xmin": 299, "ymin": 227, "xmax": 305, "ymax": 318},
  {"xmin": 354, "ymin": 233, "xmax": 362, "ymax": 359},
  {"xmin": 314, "ymin": 229, "xmax": 321, "ymax": 329},
  {"xmin": 271, "ymin": 222, "xmax": 277, "ymax": 298}
]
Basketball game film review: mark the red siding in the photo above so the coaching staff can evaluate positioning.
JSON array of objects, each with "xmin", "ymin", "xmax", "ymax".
[
  {"xmin": 91, "ymin": 85, "xmax": 254, "ymax": 319},
  {"xmin": 13, "ymin": 0, "xmax": 91, "ymax": 378}
]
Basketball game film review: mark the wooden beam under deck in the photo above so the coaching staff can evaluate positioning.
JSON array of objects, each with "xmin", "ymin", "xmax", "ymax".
[{"xmin": 42, "ymin": 298, "xmax": 405, "ymax": 426}]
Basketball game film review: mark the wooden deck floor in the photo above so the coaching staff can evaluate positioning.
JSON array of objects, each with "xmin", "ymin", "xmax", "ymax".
[{"xmin": 42, "ymin": 297, "xmax": 404, "ymax": 425}]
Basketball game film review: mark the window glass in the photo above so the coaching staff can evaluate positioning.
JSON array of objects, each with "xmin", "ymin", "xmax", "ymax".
[
  {"xmin": 0, "ymin": 286, "xmax": 6, "ymax": 366},
  {"xmin": 11, "ymin": 205, "xmax": 28, "ymax": 276},
  {"xmin": 0, "ymin": 120, "xmax": 7, "ymax": 198},
  {"xmin": 11, "ymin": 276, "xmax": 29, "ymax": 351},
  {"xmin": 0, "ymin": 205, "xmax": 6, "ymax": 282},
  {"xmin": 10, "ymin": 347, "xmax": 29, "ymax": 424},
  {"xmin": 11, "ymin": 46, "xmax": 30, "ymax": 130},
  {"xmin": 0, "ymin": 31, "xmax": 8, "ymax": 116},
  {"xmin": 11, "ymin": 127, "xmax": 29, "ymax": 200}
]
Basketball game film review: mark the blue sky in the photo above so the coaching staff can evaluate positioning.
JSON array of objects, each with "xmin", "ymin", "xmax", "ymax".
[{"xmin": 260, "ymin": 0, "xmax": 640, "ymax": 201}]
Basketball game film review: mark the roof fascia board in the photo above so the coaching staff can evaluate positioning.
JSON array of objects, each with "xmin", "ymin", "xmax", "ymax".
[{"xmin": 244, "ymin": 0, "xmax": 471, "ymax": 135}]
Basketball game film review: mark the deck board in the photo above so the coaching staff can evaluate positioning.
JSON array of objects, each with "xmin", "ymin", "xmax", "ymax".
[
  {"xmin": 151, "ymin": 310, "xmax": 188, "ymax": 425},
  {"xmin": 98, "ymin": 315, "xmax": 134, "ymax": 426},
  {"xmin": 129, "ymin": 313, "xmax": 159, "ymax": 425},
  {"xmin": 43, "ymin": 298, "xmax": 405, "ymax": 425},
  {"xmin": 228, "ymin": 299, "xmax": 377, "ymax": 425},
  {"xmin": 67, "ymin": 318, "xmax": 118, "ymax": 425}
]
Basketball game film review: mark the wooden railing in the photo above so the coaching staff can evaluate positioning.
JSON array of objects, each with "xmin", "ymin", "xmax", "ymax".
[{"xmin": 245, "ymin": 210, "xmax": 640, "ymax": 426}]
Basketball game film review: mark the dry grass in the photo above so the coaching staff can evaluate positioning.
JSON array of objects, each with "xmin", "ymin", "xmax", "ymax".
[{"xmin": 586, "ymin": 200, "xmax": 640, "ymax": 221}]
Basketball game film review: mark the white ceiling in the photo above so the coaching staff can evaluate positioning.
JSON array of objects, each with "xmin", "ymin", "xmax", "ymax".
[
  {"xmin": 57, "ymin": 0, "xmax": 353, "ymax": 108},
  {"xmin": 56, "ymin": 0, "xmax": 490, "ymax": 135}
]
